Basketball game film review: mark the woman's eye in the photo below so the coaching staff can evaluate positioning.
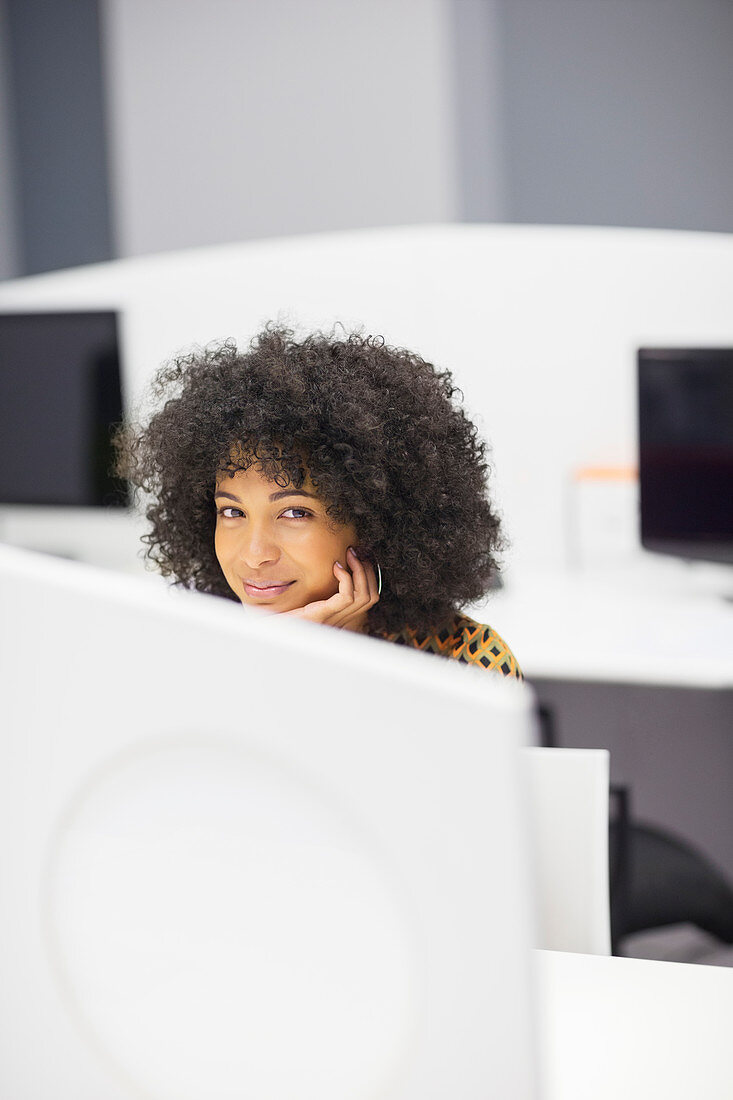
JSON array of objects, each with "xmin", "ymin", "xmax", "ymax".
[
  {"xmin": 281, "ymin": 507, "xmax": 312, "ymax": 519},
  {"xmin": 218, "ymin": 506, "xmax": 243, "ymax": 518}
]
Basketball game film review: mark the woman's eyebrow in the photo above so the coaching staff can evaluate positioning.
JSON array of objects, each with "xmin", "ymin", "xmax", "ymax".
[
  {"xmin": 269, "ymin": 489, "xmax": 317, "ymax": 501},
  {"xmin": 213, "ymin": 489, "xmax": 317, "ymax": 503}
]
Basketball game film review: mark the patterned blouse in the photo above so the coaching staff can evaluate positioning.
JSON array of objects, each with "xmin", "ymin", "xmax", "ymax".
[{"xmin": 379, "ymin": 613, "xmax": 522, "ymax": 680}]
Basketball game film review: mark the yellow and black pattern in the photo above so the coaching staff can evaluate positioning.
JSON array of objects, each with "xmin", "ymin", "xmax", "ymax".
[{"xmin": 382, "ymin": 614, "xmax": 522, "ymax": 679}]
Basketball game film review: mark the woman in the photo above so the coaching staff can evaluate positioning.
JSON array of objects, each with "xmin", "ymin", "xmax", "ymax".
[{"xmin": 117, "ymin": 326, "xmax": 521, "ymax": 678}]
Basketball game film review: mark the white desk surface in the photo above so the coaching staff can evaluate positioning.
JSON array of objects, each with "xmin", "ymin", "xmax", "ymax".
[
  {"xmin": 478, "ymin": 564, "xmax": 733, "ymax": 689},
  {"xmin": 537, "ymin": 949, "xmax": 733, "ymax": 1100}
]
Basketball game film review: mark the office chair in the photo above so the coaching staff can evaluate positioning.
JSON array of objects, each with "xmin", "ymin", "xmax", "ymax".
[{"xmin": 609, "ymin": 785, "xmax": 733, "ymax": 955}]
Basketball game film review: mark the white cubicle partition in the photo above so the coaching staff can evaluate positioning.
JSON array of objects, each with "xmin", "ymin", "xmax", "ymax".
[
  {"xmin": 524, "ymin": 747, "xmax": 611, "ymax": 955},
  {"xmin": 0, "ymin": 544, "xmax": 538, "ymax": 1100},
  {"xmin": 1, "ymin": 222, "xmax": 733, "ymax": 576},
  {"xmin": 537, "ymin": 950, "xmax": 733, "ymax": 1100}
]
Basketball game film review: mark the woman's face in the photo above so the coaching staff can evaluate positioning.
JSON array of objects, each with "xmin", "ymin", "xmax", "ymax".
[{"xmin": 214, "ymin": 464, "xmax": 359, "ymax": 612}]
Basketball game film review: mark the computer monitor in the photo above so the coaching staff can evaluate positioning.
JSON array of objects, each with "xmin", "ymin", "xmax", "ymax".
[
  {"xmin": 0, "ymin": 545, "xmax": 538, "ymax": 1100},
  {"xmin": 638, "ymin": 348, "xmax": 733, "ymax": 565},
  {"xmin": 0, "ymin": 310, "xmax": 127, "ymax": 507}
]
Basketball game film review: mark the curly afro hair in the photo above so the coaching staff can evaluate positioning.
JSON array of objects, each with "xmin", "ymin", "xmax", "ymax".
[{"xmin": 116, "ymin": 325, "xmax": 505, "ymax": 634}]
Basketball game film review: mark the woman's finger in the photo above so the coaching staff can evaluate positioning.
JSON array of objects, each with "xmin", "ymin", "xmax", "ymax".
[
  {"xmin": 362, "ymin": 559, "xmax": 379, "ymax": 607},
  {"xmin": 351, "ymin": 549, "xmax": 381, "ymax": 608},
  {"xmin": 303, "ymin": 560, "xmax": 354, "ymax": 625},
  {"xmin": 326, "ymin": 560, "xmax": 363, "ymax": 626},
  {"xmin": 333, "ymin": 558, "xmax": 355, "ymax": 605},
  {"xmin": 332, "ymin": 556, "xmax": 379, "ymax": 627},
  {"xmin": 346, "ymin": 547, "xmax": 370, "ymax": 607},
  {"xmin": 352, "ymin": 550, "xmax": 380, "ymax": 611}
]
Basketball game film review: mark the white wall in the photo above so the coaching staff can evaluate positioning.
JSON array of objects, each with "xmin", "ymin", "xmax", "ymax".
[
  {"xmin": 2, "ymin": 223, "xmax": 732, "ymax": 576},
  {"xmin": 101, "ymin": 0, "xmax": 459, "ymax": 258}
]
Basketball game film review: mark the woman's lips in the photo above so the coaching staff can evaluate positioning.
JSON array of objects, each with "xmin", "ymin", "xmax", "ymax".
[{"xmin": 243, "ymin": 580, "xmax": 295, "ymax": 599}]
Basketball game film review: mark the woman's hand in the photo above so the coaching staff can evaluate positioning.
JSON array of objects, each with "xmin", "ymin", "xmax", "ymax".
[{"xmin": 284, "ymin": 546, "xmax": 379, "ymax": 631}]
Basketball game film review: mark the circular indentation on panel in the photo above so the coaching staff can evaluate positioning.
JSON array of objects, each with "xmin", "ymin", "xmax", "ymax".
[{"xmin": 45, "ymin": 741, "xmax": 414, "ymax": 1100}]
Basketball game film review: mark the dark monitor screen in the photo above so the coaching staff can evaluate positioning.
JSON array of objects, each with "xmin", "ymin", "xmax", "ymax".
[
  {"xmin": 638, "ymin": 348, "xmax": 733, "ymax": 565},
  {"xmin": 0, "ymin": 311, "xmax": 128, "ymax": 507}
]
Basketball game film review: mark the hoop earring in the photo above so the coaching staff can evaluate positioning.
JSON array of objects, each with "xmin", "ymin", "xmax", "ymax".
[{"xmin": 377, "ymin": 563, "xmax": 383, "ymax": 596}]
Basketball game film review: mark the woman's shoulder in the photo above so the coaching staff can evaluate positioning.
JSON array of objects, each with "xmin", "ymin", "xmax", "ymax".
[
  {"xmin": 383, "ymin": 613, "xmax": 523, "ymax": 679},
  {"xmin": 442, "ymin": 614, "xmax": 523, "ymax": 679}
]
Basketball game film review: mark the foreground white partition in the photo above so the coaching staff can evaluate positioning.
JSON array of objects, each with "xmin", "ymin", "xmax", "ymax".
[{"xmin": 0, "ymin": 544, "xmax": 538, "ymax": 1100}]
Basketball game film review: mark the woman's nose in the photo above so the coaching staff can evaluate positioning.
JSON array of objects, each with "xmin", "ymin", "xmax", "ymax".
[{"xmin": 237, "ymin": 524, "xmax": 281, "ymax": 568}]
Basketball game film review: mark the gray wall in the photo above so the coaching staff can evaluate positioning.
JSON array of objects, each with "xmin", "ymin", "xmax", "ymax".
[
  {"xmin": 3, "ymin": 0, "xmax": 114, "ymax": 275},
  {"xmin": 449, "ymin": 0, "xmax": 505, "ymax": 222},
  {"xmin": 499, "ymin": 0, "xmax": 733, "ymax": 231},
  {"xmin": 102, "ymin": 0, "xmax": 459, "ymax": 258},
  {"xmin": 3, "ymin": 0, "xmax": 733, "ymax": 273},
  {"xmin": 0, "ymin": 0, "xmax": 19, "ymax": 280}
]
